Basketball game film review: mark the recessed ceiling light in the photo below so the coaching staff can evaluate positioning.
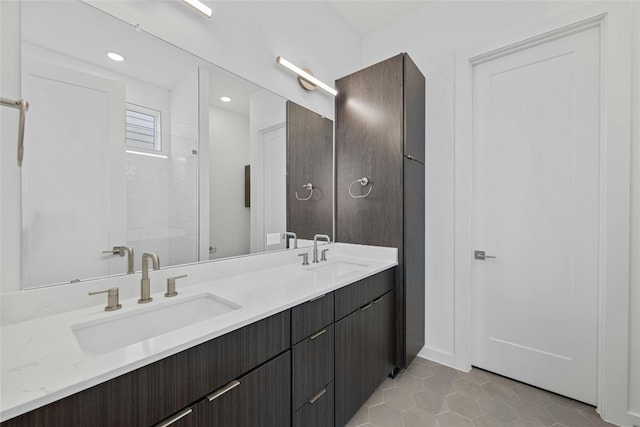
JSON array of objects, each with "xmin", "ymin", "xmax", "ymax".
[
  {"xmin": 220, "ymin": 96, "xmax": 232, "ymax": 103},
  {"xmin": 106, "ymin": 51, "xmax": 125, "ymax": 62}
]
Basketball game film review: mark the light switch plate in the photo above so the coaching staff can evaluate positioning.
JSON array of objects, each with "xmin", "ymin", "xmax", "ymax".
[{"xmin": 266, "ymin": 233, "xmax": 281, "ymax": 245}]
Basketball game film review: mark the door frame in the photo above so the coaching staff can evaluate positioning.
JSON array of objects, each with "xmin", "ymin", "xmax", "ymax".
[{"xmin": 453, "ymin": 2, "xmax": 632, "ymax": 424}]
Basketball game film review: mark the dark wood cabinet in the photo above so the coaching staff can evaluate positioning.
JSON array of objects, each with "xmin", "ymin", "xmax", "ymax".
[
  {"xmin": 1, "ymin": 311, "xmax": 290, "ymax": 427},
  {"xmin": 335, "ymin": 289, "xmax": 395, "ymax": 427},
  {"xmin": 154, "ymin": 405, "xmax": 199, "ymax": 427},
  {"xmin": 286, "ymin": 101, "xmax": 333, "ymax": 240},
  {"xmin": 336, "ymin": 53, "xmax": 425, "ymax": 369},
  {"xmin": 198, "ymin": 352, "xmax": 291, "ymax": 427},
  {"xmin": 2, "ymin": 268, "xmax": 398, "ymax": 427},
  {"xmin": 292, "ymin": 381, "xmax": 334, "ymax": 427},
  {"xmin": 290, "ymin": 292, "xmax": 334, "ymax": 344},
  {"xmin": 292, "ymin": 324, "xmax": 334, "ymax": 410}
]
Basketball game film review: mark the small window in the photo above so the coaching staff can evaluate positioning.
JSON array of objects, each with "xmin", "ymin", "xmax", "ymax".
[{"xmin": 125, "ymin": 104, "xmax": 161, "ymax": 152}]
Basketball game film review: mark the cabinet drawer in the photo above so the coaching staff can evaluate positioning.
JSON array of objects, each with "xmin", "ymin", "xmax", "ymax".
[
  {"xmin": 153, "ymin": 405, "xmax": 198, "ymax": 427},
  {"xmin": 335, "ymin": 268, "xmax": 395, "ymax": 320},
  {"xmin": 292, "ymin": 324, "xmax": 334, "ymax": 410},
  {"xmin": 198, "ymin": 351, "xmax": 291, "ymax": 427},
  {"xmin": 292, "ymin": 381, "xmax": 334, "ymax": 427},
  {"xmin": 291, "ymin": 291, "xmax": 334, "ymax": 344}
]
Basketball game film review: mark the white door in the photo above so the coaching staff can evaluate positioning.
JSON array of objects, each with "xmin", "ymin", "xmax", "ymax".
[
  {"xmin": 22, "ymin": 60, "xmax": 126, "ymax": 287},
  {"xmin": 262, "ymin": 124, "xmax": 287, "ymax": 251},
  {"xmin": 471, "ymin": 25, "xmax": 600, "ymax": 404}
]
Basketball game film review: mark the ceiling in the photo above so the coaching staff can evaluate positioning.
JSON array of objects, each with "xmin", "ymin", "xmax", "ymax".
[
  {"xmin": 325, "ymin": 0, "xmax": 433, "ymax": 36},
  {"xmin": 22, "ymin": 1, "xmax": 262, "ymax": 117}
]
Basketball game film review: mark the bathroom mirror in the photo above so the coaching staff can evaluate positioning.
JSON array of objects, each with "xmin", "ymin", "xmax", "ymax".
[{"xmin": 20, "ymin": 1, "xmax": 333, "ymax": 289}]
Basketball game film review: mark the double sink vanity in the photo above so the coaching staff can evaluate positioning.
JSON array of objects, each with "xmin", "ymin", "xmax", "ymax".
[{"xmin": 0, "ymin": 243, "xmax": 397, "ymax": 426}]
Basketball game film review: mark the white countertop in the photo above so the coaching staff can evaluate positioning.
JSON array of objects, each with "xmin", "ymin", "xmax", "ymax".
[{"xmin": 0, "ymin": 243, "xmax": 397, "ymax": 422}]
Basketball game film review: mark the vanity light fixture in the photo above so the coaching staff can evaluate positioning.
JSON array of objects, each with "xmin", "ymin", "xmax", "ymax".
[
  {"xmin": 106, "ymin": 51, "xmax": 125, "ymax": 62},
  {"xmin": 220, "ymin": 96, "xmax": 231, "ymax": 103},
  {"xmin": 275, "ymin": 56, "xmax": 337, "ymax": 96},
  {"xmin": 182, "ymin": 0, "xmax": 213, "ymax": 18},
  {"xmin": 126, "ymin": 149, "xmax": 168, "ymax": 159}
]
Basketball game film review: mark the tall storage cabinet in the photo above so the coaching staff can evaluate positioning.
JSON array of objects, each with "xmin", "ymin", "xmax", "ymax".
[{"xmin": 335, "ymin": 53, "xmax": 425, "ymax": 370}]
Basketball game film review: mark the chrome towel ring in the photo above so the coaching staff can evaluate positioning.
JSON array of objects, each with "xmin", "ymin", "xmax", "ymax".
[
  {"xmin": 349, "ymin": 177, "xmax": 372, "ymax": 199},
  {"xmin": 295, "ymin": 183, "xmax": 313, "ymax": 201}
]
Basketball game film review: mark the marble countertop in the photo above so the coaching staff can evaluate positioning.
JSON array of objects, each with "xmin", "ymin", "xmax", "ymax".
[{"xmin": 0, "ymin": 243, "xmax": 397, "ymax": 422}]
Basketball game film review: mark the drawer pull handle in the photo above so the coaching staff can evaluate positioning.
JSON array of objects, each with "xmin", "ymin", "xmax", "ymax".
[
  {"xmin": 372, "ymin": 296, "xmax": 383, "ymax": 304},
  {"xmin": 309, "ymin": 293, "xmax": 326, "ymax": 302},
  {"xmin": 156, "ymin": 407, "xmax": 192, "ymax": 427},
  {"xmin": 360, "ymin": 302, "xmax": 372, "ymax": 311},
  {"xmin": 309, "ymin": 329, "xmax": 327, "ymax": 340},
  {"xmin": 207, "ymin": 379, "xmax": 241, "ymax": 401},
  {"xmin": 309, "ymin": 388, "xmax": 327, "ymax": 404}
]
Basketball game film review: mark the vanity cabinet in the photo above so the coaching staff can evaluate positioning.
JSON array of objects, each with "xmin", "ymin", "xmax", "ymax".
[
  {"xmin": 2, "ymin": 267, "xmax": 397, "ymax": 427},
  {"xmin": 1, "ymin": 311, "xmax": 290, "ymax": 427},
  {"xmin": 291, "ymin": 292, "xmax": 335, "ymax": 424},
  {"xmin": 336, "ymin": 53, "xmax": 425, "ymax": 370},
  {"xmin": 197, "ymin": 351, "xmax": 291, "ymax": 427},
  {"xmin": 335, "ymin": 272, "xmax": 396, "ymax": 427}
]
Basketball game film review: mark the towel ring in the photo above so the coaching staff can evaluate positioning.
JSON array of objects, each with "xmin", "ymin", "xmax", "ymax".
[
  {"xmin": 349, "ymin": 177, "xmax": 372, "ymax": 199},
  {"xmin": 295, "ymin": 183, "xmax": 313, "ymax": 201}
]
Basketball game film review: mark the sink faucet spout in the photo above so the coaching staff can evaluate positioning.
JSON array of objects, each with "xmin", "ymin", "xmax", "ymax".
[
  {"xmin": 139, "ymin": 252, "xmax": 160, "ymax": 304},
  {"xmin": 312, "ymin": 234, "xmax": 331, "ymax": 263}
]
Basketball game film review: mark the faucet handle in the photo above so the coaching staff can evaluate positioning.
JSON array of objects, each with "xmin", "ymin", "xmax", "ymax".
[
  {"xmin": 321, "ymin": 249, "xmax": 329, "ymax": 262},
  {"xmin": 102, "ymin": 247, "xmax": 123, "ymax": 256},
  {"xmin": 88, "ymin": 288, "xmax": 122, "ymax": 311},
  {"xmin": 165, "ymin": 274, "xmax": 188, "ymax": 297},
  {"xmin": 298, "ymin": 253, "xmax": 309, "ymax": 266}
]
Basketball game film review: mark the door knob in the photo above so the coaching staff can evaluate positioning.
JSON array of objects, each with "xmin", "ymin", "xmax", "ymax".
[{"xmin": 474, "ymin": 250, "xmax": 496, "ymax": 260}]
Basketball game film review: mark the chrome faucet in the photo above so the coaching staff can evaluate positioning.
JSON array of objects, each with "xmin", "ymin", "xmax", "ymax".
[
  {"xmin": 283, "ymin": 231, "xmax": 298, "ymax": 249},
  {"xmin": 139, "ymin": 252, "xmax": 160, "ymax": 304},
  {"xmin": 312, "ymin": 234, "xmax": 331, "ymax": 263}
]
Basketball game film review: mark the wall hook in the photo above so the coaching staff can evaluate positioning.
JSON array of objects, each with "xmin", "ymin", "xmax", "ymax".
[
  {"xmin": 295, "ymin": 183, "xmax": 314, "ymax": 201},
  {"xmin": 348, "ymin": 177, "xmax": 372, "ymax": 199}
]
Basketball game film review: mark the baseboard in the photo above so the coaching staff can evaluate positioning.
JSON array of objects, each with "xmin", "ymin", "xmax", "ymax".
[{"xmin": 417, "ymin": 346, "xmax": 463, "ymax": 371}]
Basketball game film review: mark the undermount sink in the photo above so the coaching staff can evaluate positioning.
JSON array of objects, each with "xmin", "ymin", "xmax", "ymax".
[
  {"xmin": 305, "ymin": 260, "xmax": 368, "ymax": 277},
  {"xmin": 72, "ymin": 293, "xmax": 241, "ymax": 355}
]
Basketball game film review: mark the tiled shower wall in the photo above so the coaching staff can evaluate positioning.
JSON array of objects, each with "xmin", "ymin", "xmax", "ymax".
[{"xmin": 169, "ymin": 135, "xmax": 199, "ymax": 266}]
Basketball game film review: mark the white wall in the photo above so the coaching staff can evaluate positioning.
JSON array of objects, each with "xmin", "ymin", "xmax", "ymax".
[
  {"xmin": 362, "ymin": 1, "xmax": 638, "ymax": 424},
  {"xmin": 86, "ymin": 0, "xmax": 362, "ymax": 121},
  {"xmin": 249, "ymin": 90, "xmax": 287, "ymax": 253},
  {"xmin": 630, "ymin": 1, "xmax": 640, "ymax": 417},
  {"xmin": 0, "ymin": 1, "xmax": 22, "ymax": 294},
  {"xmin": 209, "ymin": 107, "xmax": 250, "ymax": 259}
]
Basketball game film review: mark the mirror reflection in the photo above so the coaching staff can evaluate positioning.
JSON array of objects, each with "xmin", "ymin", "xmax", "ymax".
[{"xmin": 20, "ymin": 1, "xmax": 333, "ymax": 289}]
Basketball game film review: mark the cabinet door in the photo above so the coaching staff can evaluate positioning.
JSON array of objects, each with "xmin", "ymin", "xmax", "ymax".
[
  {"xmin": 292, "ymin": 324, "xmax": 334, "ymax": 410},
  {"xmin": 292, "ymin": 381, "xmax": 334, "ymax": 427},
  {"xmin": 335, "ymin": 290, "xmax": 395, "ymax": 427},
  {"xmin": 335, "ymin": 54, "xmax": 404, "ymax": 249},
  {"xmin": 199, "ymin": 351, "xmax": 291, "ymax": 427}
]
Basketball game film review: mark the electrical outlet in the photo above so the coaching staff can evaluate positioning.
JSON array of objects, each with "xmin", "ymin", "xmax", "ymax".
[{"xmin": 266, "ymin": 233, "xmax": 281, "ymax": 245}]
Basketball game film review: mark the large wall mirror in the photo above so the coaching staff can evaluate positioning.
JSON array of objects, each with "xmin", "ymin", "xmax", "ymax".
[{"xmin": 20, "ymin": 1, "xmax": 333, "ymax": 289}]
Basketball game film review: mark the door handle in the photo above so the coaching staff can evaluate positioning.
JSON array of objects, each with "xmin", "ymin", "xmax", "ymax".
[{"xmin": 474, "ymin": 250, "xmax": 496, "ymax": 260}]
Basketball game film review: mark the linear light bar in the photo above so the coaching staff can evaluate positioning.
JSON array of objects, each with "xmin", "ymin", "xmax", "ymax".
[
  {"xmin": 276, "ymin": 56, "xmax": 337, "ymax": 96},
  {"xmin": 182, "ymin": 0, "xmax": 213, "ymax": 18},
  {"xmin": 126, "ymin": 150, "xmax": 168, "ymax": 159}
]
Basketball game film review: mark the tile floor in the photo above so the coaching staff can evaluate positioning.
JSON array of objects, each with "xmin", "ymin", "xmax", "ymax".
[{"xmin": 346, "ymin": 357, "xmax": 615, "ymax": 427}]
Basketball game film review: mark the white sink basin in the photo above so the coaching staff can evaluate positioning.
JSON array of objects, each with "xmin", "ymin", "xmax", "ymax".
[
  {"xmin": 72, "ymin": 293, "xmax": 241, "ymax": 355},
  {"xmin": 305, "ymin": 261, "xmax": 368, "ymax": 277}
]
